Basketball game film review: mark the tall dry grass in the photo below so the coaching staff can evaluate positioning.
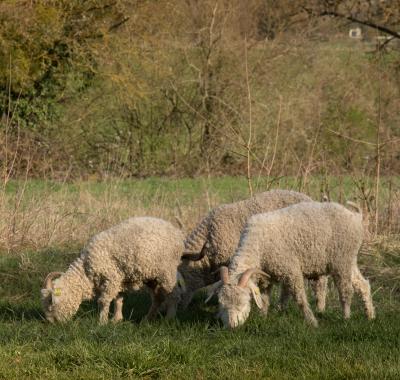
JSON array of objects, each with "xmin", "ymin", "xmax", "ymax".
[
  {"xmin": 0, "ymin": 181, "xmax": 213, "ymax": 253},
  {"xmin": 0, "ymin": 176, "xmax": 399, "ymax": 254},
  {"xmin": 0, "ymin": 174, "xmax": 399, "ymax": 297}
]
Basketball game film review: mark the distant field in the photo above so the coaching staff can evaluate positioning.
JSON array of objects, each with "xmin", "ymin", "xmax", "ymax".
[
  {"xmin": 0, "ymin": 175, "xmax": 381, "ymax": 199},
  {"xmin": 0, "ymin": 177, "xmax": 399, "ymax": 379},
  {"xmin": 1, "ymin": 175, "xmax": 399, "ymax": 251},
  {"xmin": 2, "ymin": 175, "xmax": 397, "ymax": 222}
]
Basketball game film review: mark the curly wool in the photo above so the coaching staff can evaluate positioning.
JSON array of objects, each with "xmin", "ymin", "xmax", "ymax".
[
  {"xmin": 42, "ymin": 217, "xmax": 184, "ymax": 323},
  {"xmin": 222, "ymin": 201, "xmax": 375, "ymax": 327},
  {"xmin": 179, "ymin": 190, "xmax": 314, "ymax": 306},
  {"xmin": 41, "ymin": 258, "xmax": 93, "ymax": 323}
]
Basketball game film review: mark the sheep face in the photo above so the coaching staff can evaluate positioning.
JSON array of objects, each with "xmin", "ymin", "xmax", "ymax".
[
  {"xmin": 218, "ymin": 284, "xmax": 252, "ymax": 328},
  {"xmin": 215, "ymin": 267, "xmax": 268, "ymax": 329},
  {"xmin": 41, "ymin": 277, "xmax": 83, "ymax": 322}
]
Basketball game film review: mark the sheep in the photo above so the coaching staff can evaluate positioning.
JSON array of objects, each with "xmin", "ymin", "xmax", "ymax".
[
  {"xmin": 180, "ymin": 190, "xmax": 328, "ymax": 311},
  {"xmin": 211, "ymin": 201, "xmax": 375, "ymax": 328},
  {"xmin": 41, "ymin": 217, "xmax": 185, "ymax": 324}
]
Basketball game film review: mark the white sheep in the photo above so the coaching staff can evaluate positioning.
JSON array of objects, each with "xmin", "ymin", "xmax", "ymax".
[
  {"xmin": 41, "ymin": 217, "xmax": 185, "ymax": 324},
  {"xmin": 210, "ymin": 201, "xmax": 375, "ymax": 328},
  {"xmin": 180, "ymin": 190, "xmax": 328, "ymax": 311}
]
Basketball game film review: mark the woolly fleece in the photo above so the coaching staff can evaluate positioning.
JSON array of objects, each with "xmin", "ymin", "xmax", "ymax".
[
  {"xmin": 42, "ymin": 217, "xmax": 184, "ymax": 323},
  {"xmin": 218, "ymin": 201, "xmax": 375, "ymax": 328},
  {"xmin": 179, "ymin": 190, "xmax": 316, "ymax": 306}
]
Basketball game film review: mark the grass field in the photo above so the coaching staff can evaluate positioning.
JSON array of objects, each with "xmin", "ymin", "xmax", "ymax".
[{"xmin": 0, "ymin": 177, "xmax": 399, "ymax": 379}]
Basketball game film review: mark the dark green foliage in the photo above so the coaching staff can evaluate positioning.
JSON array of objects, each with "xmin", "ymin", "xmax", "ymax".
[{"xmin": 0, "ymin": 1, "xmax": 400, "ymax": 178}]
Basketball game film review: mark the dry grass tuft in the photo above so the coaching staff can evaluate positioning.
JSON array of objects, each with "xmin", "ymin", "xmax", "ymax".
[
  {"xmin": 379, "ymin": 192, "xmax": 400, "ymax": 235},
  {"xmin": 0, "ymin": 182, "xmax": 210, "ymax": 253},
  {"xmin": 359, "ymin": 234, "xmax": 400, "ymax": 292}
]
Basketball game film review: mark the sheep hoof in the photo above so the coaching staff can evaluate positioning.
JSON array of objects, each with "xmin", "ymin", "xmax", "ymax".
[
  {"xmin": 99, "ymin": 317, "xmax": 109, "ymax": 325},
  {"xmin": 316, "ymin": 304, "xmax": 326, "ymax": 313},
  {"xmin": 367, "ymin": 310, "xmax": 376, "ymax": 320}
]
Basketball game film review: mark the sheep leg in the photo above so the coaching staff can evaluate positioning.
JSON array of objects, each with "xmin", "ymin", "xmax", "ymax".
[
  {"xmin": 259, "ymin": 283, "xmax": 273, "ymax": 316},
  {"xmin": 148, "ymin": 292, "xmax": 179, "ymax": 319},
  {"xmin": 352, "ymin": 266, "xmax": 375, "ymax": 320},
  {"xmin": 159, "ymin": 280, "xmax": 180, "ymax": 319},
  {"xmin": 145, "ymin": 286, "xmax": 165, "ymax": 321},
  {"xmin": 112, "ymin": 295, "xmax": 124, "ymax": 323},
  {"xmin": 160, "ymin": 272, "xmax": 180, "ymax": 318},
  {"xmin": 333, "ymin": 274, "xmax": 354, "ymax": 319},
  {"xmin": 311, "ymin": 276, "xmax": 328, "ymax": 313},
  {"xmin": 180, "ymin": 290, "xmax": 195, "ymax": 310},
  {"xmin": 98, "ymin": 295, "xmax": 114, "ymax": 325},
  {"xmin": 98, "ymin": 281, "xmax": 121, "ymax": 325},
  {"xmin": 285, "ymin": 273, "xmax": 318, "ymax": 327},
  {"xmin": 278, "ymin": 283, "xmax": 291, "ymax": 311},
  {"xmin": 164, "ymin": 295, "xmax": 179, "ymax": 319}
]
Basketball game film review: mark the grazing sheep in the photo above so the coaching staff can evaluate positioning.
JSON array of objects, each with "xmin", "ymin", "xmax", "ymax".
[
  {"xmin": 211, "ymin": 201, "xmax": 375, "ymax": 328},
  {"xmin": 180, "ymin": 190, "xmax": 328, "ymax": 310},
  {"xmin": 41, "ymin": 217, "xmax": 185, "ymax": 324}
]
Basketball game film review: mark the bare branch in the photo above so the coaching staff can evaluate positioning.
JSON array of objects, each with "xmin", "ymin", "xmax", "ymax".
[
  {"xmin": 309, "ymin": 8, "xmax": 400, "ymax": 40},
  {"xmin": 327, "ymin": 129, "xmax": 377, "ymax": 146}
]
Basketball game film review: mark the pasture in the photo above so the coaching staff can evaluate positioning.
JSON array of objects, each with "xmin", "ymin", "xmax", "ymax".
[{"xmin": 0, "ymin": 177, "xmax": 399, "ymax": 379}]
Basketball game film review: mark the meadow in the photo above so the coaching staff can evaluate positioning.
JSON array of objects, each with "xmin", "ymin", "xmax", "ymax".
[
  {"xmin": 1, "ymin": 1, "xmax": 400, "ymax": 378},
  {"xmin": 0, "ymin": 177, "xmax": 399, "ymax": 379}
]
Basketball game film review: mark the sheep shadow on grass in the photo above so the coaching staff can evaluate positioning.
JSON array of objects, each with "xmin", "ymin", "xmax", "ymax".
[
  {"xmin": 119, "ymin": 291, "xmax": 220, "ymax": 326},
  {"xmin": 0, "ymin": 292, "xmax": 220, "ymax": 326},
  {"xmin": 0, "ymin": 302, "xmax": 44, "ymax": 322}
]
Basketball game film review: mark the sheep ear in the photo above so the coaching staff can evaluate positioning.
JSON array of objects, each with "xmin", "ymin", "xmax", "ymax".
[
  {"xmin": 249, "ymin": 284, "xmax": 263, "ymax": 309},
  {"xmin": 51, "ymin": 287, "xmax": 62, "ymax": 304},
  {"xmin": 204, "ymin": 280, "xmax": 222, "ymax": 303},
  {"xmin": 176, "ymin": 271, "xmax": 186, "ymax": 292}
]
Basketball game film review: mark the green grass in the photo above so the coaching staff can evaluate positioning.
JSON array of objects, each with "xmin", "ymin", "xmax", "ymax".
[
  {"xmin": 0, "ymin": 305, "xmax": 399, "ymax": 380},
  {"xmin": 0, "ymin": 177, "xmax": 399, "ymax": 378},
  {"xmin": 4, "ymin": 175, "xmax": 398, "ymax": 205},
  {"xmin": 0, "ymin": 248, "xmax": 399, "ymax": 379}
]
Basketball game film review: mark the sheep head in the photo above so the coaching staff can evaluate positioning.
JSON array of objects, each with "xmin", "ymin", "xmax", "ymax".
[
  {"xmin": 41, "ymin": 270, "xmax": 89, "ymax": 322},
  {"xmin": 216, "ymin": 267, "xmax": 268, "ymax": 329}
]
